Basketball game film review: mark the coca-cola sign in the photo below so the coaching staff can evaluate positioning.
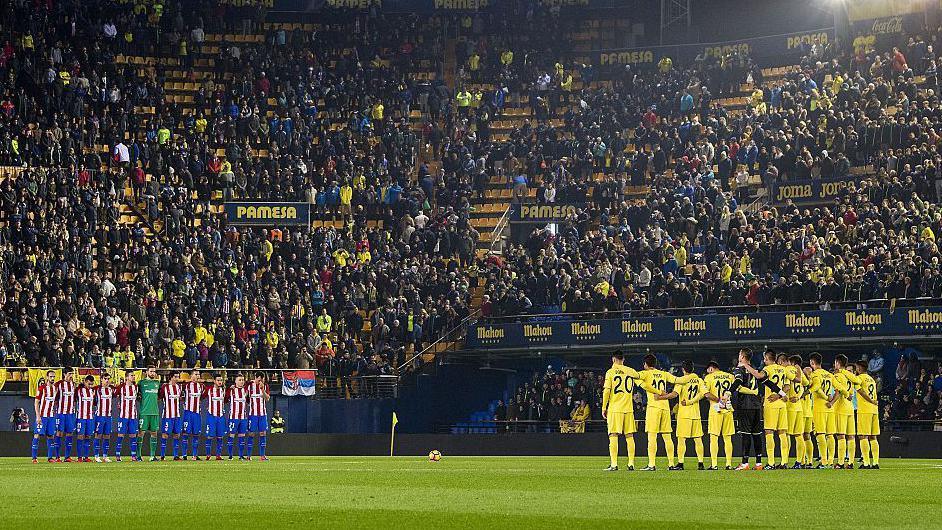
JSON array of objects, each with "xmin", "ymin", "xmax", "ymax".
[{"xmin": 871, "ymin": 16, "xmax": 904, "ymax": 34}]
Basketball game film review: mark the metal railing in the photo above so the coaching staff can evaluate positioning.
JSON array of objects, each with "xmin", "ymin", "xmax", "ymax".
[
  {"xmin": 398, "ymin": 308, "xmax": 482, "ymax": 373},
  {"xmin": 0, "ymin": 367, "xmax": 398, "ymax": 400},
  {"xmin": 488, "ymin": 204, "xmax": 513, "ymax": 255},
  {"xmin": 479, "ymin": 297, "xmax": 942, "ymax": 324}
]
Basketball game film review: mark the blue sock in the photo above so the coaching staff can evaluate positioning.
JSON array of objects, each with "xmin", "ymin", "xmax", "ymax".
[
  {"xmin": 31, "ymin": 437, "xmax": 39, "ymax": 460},
  {"xmin": 205, "ymin": 437, "xmax": 212, "ymax": 456},
  {"xmin": 192, "ymin": 436, "xmax": 199, "ymax": 457},
  {"xmin": 115, "ymin": 437, "xmax": 123, "ymax": 457},
  {"xmin": 238, "ymin": 437, "xmax": 245, "ymax": 458},
  {"xmin": 182, "ymin": 436, "xmax": 189, "ymax": 456},
  {"xmin": 160, "ymin": 438, "xmax": 167, "ymax": 458},
  {"xmin": 53, "ymin": 437, "xmax": 60, "ymax": 458},
  {"xmin": 173, "ymin": 438, "xmax": 179, "ymax": 457},
  {"xmin": 227, "ymin": 437, "xmax": 234, "ymax": 458},
  {"xmin": 47, "ymin": 438, "xmax": 55, "ymax": 460},
  {"xmin": 65, "ymin": 436, "xmax": 73, "ymax": 458},
  {"xmin": 130, "ymin": 438, "xmax": 138, "ymax": 458},
  {"xmin": 77, "ymin": 439, "xmax": 84, "ymax": 459},
  {"xmin": 247, "ymin": 437, "xmax": 254, "ymax": 457},
  {"xmin": 104, "ymin": 439, "xmax": 110, "ymax": 456},
  {"xmin": 216, "ymin": 438, "xmax": 223, "ymax": 456},
  {"xmin": 94, "ymin": 438, "xmax": 101, "ymax": 457},
  {"xmin": 260, "ymin": 435, "xmax": 266, "ymax": 456}
]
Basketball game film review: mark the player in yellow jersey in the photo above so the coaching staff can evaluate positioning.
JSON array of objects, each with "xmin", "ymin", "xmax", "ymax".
[
  {"xmin": 740, "ymin": 349, "xmax": 794, "ymax": 469},
  {"xmin": 702, "ymin": 361, "xmax": 735, "ymax": 470},
  {"xmin": 831, "ymin": 354, "xmax": 857, "ymax": 468},
  {"xmin": 601, "ymin": 350, "xmax": 640, "ymax": 471},
  {"xmin": 664, "ymin": 360, "xmax": 705, "ymax": 470},
  {"xmin": 789, "ymin": 355, "xmax": 814, "ymax": 467},
  {"xmin": 807, "ymin": 352, "xmax": 838, "ymax": 467},
  {"xmin": 782, "ymin": 354, "xmax": 807, "ymax": 468},
  {"xmin": 633, "ymin": 354, "xmax": 696, "ymax": 471},
  {"xmin": 853, "ymin": 360, "xmax": 881, "ymax": 469}
]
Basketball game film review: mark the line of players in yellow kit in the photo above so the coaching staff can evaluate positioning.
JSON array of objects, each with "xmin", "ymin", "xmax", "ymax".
[{"xmin": 601, "ymin": 349, "xmax": 881, "ymax": 471}]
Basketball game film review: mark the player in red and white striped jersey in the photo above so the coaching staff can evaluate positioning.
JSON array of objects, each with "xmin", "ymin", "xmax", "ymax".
[
  {"xmin": 114, "ymin": 372, "xmax": 141, "ymax": 461},
  {"xmin": 204, "ymin": 374, "xmax": 227, "ymax": 460},
  {"xmin": 159, "ymin": 373, "xmax": 183, "ymax": 460},
  {"xmin": 32, "ymin": 370, "xmax": 59, "ymax": 462},
  {"xmin": 75, "ymin": 376, "xmax": 97, "ymax": 462},
  {"xmin": 246, "ymin": 373, "xmax": 271, "ymax": 460},
  {"xmin": 182, "ymin": 369, "xmax": 206, "ymax": 460},
  {"xmin": 55, "ymin": 371, "xmax": 78, "ymax": 461},
  {"xmin": 94, "ymin": 373, "xmax": 114, "ymax": 462},
  {"xmin": 226, "ymin": 375, "xmax": 249, "ymax": 460}
]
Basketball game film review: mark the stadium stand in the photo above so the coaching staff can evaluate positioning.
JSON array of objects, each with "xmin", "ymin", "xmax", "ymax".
[{"xmin": 2, "ymin": 0, "xmax": 942, "ymax": 385}]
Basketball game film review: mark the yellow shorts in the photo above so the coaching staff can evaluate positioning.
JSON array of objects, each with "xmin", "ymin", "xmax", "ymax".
[
  {"xmin": 813, "ymin": 411, "xmax": 836, "ymax": 434},
  {"xmin": 645, "ymin": 407, "xmax": 672, "ymax": 433},
  {"xmin": 708, "ymin": 412, "xmax": 735, "ymax": 436},
  {"xmin": 857, "ymin": 413, "xmax": 881, "ymax": 436},
  {"xmin": 676, "ymin": 417, "xmax": 703, "ymax": 439},
  {"xmin": 787, "ymin": 409, "xmax": 804, "ymax": 436},
  {"xmin": 835, "ymin": 414, "xmax": 854, "ymax": 435},
  {"xmin": 803, "ymin": 416, "xmax": 813, "ymax": 434},
  {"xmin": 763, "ymin": 406, "xmax": 788, "ymax": 431},
  {"xmin": 607, "ymin": 412, "xmax": 636, "ymax": 435}
]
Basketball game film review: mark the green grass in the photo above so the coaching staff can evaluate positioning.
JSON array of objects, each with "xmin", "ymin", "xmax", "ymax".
[{"xmin": 2, "ymin": 456, "xmax": 940, "ymax": 528}]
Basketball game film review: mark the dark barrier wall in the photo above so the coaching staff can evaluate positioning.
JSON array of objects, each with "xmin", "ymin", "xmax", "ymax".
[
  {"xmin": 0, "ymin": 363, "xmax": 526, "ymax": 434},
  {"xmin": 1, "ymin": 431, "xmax": 939, "ymax": 458}
]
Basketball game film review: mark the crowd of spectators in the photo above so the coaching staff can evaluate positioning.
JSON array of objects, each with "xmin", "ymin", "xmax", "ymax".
[
  {"xmin": 492, "ymin": 366, "xmax": 604, "ymax": 431},
  {"xmin": 474, "ymin": 26, "xmax": 942, "ymax": 318},
  {"xmin": 5, "ymin": 0, "xmax": 942, "ymax": 392},
  {"xmin": 0, "ymin": 0, "xmax": 474, "ymax": 374},
  {"xmin": 886, "ymin": 356, "xmax": 942, "ymax": 423}
]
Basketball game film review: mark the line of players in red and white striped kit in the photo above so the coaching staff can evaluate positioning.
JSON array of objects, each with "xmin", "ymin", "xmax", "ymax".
[{"xmin": 31, "ymin": 369, "xmax": 271, "ymax": 463}]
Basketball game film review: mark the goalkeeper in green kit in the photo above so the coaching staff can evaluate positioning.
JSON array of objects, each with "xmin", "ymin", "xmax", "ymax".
[{"xmin": 138, "ymin": 366, "xmax": 162, "ymax": 461}]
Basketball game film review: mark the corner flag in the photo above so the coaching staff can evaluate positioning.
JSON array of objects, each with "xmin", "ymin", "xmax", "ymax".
[{"xmin": 390, "ymin": 412, "xmax": 399, "ymax": 457}]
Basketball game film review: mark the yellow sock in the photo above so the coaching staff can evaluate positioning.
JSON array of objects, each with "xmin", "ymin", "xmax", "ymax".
[
  {"xmin": 677, "ymin": 437, "xmax": 686, "ymax": 465},
  {"xmin": 837, "ymin": 437, "xmax": 847, "ymax": 465},
  {"xmin": 647, "ymin": 432, "xmax": 658, "ymax": 468},
  {"xmin": 827, "ymin": 436, "xmax": 836, "ymax": 465},
  {"xmin": 816, "ymin": 434, "xmax": 828, "ymax": 464},
  {"xmin": 710, "ymin": 434, "xmax": 719, "ymax": 468},
  {"xmin": 765, "ymin": 433, "xmax": 776, "ymax": 464},
  {"xmin": 859, "ymin": 438, "xmax": 871, "ymax": 466},
  {"xmin": 663, "ymin": 434, "xmax": 675, "ymax": 466},
  {"xmin": 609, "ymin": 436, "xmax": 618, "ymax": 468},
  {"xmin": 779, "ymin": 433, "xmax": 790, "ymax": 466},
  {"xmin": 794, "ymin": 436, "xmax": 804, "ymax": 464},
  {"xmin": 694, "ymin": 437, "xmax": 704, "ymax": 463},
  {"xmin": 848, "ymin": 437, "xmax": 857, "ymax": 464},
  {"xmin": 626, "ymin": 435, "xmax": 636, "ymax": 467},
  {"xmin": 871, "ymin": 438, "xmax": 879, "ymax": 465},
  {"xmin": 723, "ymin": 435, "xmax": 733, "ymax": 467},
  {"xmin": 804, "ymin": 438, "xmax": 814, "ymax": 464}
]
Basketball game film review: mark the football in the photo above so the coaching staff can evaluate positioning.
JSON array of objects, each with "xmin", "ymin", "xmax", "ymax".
[{"xmin": 428, "ymin": 450, "xmax": 442, "ymax": 462}]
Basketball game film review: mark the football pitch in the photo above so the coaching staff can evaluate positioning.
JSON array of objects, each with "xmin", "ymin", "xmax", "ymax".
[{"xmin": 2, "ymin": 456, "xmax": 940, "ymax": 528}]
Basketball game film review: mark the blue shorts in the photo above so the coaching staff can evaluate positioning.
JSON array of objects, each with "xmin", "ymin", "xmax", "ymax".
[
  {"xmin": 161, "ymin": 417, "xmax": 182, "ymax": 435},
  {"xmin": 95, "ymin": 416, "xmax": 113, "ymax": 436},
  {"xmin": 34, "ymin": 416, "xmax": 58, "ymax": 437},
  {"xmin": 116, "ymin": 417, "xmax": 139, "ymax": 435},
  {"xmin": 57, "ymin": 413, "xmax": 76, "ymax": 434},
  {"xmin": 205, "ymin": 415, "xmax": 227, "ymax": 438},
  {"xmin": 182, "ymin": 411, "xmax": 202, "ymax": 434},
  {"xmin": 77, "ymin": 419, "xmax": 96, "ymax": 436},
  {"xmin": 227, "ymin": 418, "xmax": 248, "ymax": 435},
  {"xmin": 249, "ymin": 415, "xmax": 269, "ymax": 433}
]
